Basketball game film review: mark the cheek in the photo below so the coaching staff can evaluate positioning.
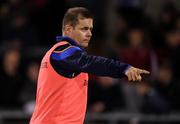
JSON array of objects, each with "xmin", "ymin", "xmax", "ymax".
[
  {"xmin": 77, "ymin": 32, "xmax": 85, "ymax": 39},
  {"xmin": 72, "ymin": 30, "xmax": 85, "ymax": 42},
  {"xmin": 71, "ymin": 32, "xmax": 79, "ymax": 40}
]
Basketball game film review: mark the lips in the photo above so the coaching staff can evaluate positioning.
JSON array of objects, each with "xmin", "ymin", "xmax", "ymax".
[{"xmin": 83, "ymin": 39, "xmax": 90, "ymax": 42}]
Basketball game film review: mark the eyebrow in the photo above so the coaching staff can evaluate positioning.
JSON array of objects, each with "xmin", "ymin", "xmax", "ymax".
[{"xmin": 81, "ymin": 26, "xmax": 93, "ymax": 30}]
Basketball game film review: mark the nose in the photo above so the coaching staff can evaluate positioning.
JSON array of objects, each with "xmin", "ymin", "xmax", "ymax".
[{"xmin": 87, "ymin": 30, "xmax": 92, "ymax": 37}]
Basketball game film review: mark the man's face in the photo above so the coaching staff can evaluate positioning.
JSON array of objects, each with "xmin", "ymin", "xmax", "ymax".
[{"xmin": 65, "ymin": 18, "xmax": 93, "ymax": 47}]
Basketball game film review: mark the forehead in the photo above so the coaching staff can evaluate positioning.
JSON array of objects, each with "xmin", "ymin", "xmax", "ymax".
[{"xmin": 76, "ymin": 18, "xmax": 93, "ymax": 27}]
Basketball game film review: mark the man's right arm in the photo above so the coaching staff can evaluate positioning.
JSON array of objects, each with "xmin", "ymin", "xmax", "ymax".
[{"xmin": 51, "ymin": 44, "xmax": 150, "ymax": 80}]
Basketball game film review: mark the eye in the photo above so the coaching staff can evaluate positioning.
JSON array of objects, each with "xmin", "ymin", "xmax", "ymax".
[
  {"xmin": 81, "ymin": 27, "xmax": 88, "ymax": 31},
  {"xmin": 90, "ymin": 27, "xmax": 93, "ymax": 31}
]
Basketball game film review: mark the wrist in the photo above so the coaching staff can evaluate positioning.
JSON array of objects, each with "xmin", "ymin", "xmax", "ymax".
[{"xmin": 124, "ymin": 65, "xmax": 132, "ymax": 75}]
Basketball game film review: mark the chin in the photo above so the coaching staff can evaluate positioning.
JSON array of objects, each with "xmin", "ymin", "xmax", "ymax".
[
  {"xmin": 82, "ymin": 46, "xmax": 88, "ymax": 48},
  {"xmin": 82, "ymin": 43, "xmax": 89, "ymax": 48}
]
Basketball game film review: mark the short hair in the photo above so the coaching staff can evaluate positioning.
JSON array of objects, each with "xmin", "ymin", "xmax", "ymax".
[{"xmin": 62, "ymin": 7, "xmax": 93, "ymax": 30}]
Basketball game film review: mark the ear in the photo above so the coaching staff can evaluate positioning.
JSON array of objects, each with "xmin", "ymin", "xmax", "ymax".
[{"xmin": 64, "ymin": 25, "xmax": 73, "ymax": 35}]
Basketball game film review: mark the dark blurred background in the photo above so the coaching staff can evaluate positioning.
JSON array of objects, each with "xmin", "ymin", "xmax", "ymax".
[{"xmin": 0, "ymin": 0, "xmax": 180, "ymax": 124}]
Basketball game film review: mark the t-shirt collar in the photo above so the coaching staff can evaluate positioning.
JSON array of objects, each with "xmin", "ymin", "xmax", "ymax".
[{"xmin": 56, "ymin": 36, "xmax": 85, "ymax": 50}]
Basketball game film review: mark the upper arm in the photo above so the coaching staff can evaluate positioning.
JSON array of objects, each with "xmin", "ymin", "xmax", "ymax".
[{"xmin": 50, "ymin": 44, "xmax": 83, "ymax": 78}]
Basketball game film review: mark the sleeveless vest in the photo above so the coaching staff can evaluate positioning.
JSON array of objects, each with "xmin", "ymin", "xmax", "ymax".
[{"xmin": 30, "ymin": 41, "xmax": 88, "ymax": 124}]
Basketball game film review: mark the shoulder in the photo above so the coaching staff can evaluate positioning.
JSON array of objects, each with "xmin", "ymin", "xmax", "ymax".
[
  {"xmin": 54, "ymin": 43, "xmax": 82, "ymax": 53},
  {"xmin": 51, "ymin": 43, "xmax": 83, "ymax": 61}
]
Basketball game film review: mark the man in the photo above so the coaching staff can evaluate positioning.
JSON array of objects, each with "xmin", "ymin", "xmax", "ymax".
[{"xmin": 30, "ymin": 7, "xmax": 150, "ymax": 124}]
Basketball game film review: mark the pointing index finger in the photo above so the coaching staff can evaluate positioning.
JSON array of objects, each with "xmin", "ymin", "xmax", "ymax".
[{"xmin": 139, "ymin": 69, "xmax": 150, "ymax": 74}]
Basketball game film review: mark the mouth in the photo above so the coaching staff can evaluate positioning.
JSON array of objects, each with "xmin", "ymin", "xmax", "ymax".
[{"xmin": 84, "ymin": 39, "xmax": 90, "ymax": 42}]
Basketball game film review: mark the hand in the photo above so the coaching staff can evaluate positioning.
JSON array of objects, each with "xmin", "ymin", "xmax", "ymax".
[{"xmin": 125, "ymin": 67, "xmax": 150, "ymax": 81}]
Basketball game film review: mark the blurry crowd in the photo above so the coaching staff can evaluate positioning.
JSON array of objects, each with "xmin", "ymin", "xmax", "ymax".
[
  {"xmin": 0, "ymin": 0, "xmax": 68, "ymax": 114},
  {"xmin": 0, "ymin": 0, "xmax": 180, "ymax": 118}
]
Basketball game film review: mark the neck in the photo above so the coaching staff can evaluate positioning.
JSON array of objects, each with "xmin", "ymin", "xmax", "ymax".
[
  {"xmin": 62, "ymin": 32, "xmax": 71, "ymax": 37},
  {"xmin": 62, "ymin": 32, "xmax": 65, "ymax": 36}
]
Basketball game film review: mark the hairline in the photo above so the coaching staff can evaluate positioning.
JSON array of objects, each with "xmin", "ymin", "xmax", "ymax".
[{"xmin": 62, "ymin": 16, "xmax": 93, "ymax": 30}]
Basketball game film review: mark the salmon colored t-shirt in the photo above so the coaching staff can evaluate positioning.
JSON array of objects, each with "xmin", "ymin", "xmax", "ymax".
[{"xmin": 30, "ymin": 41, "xmax": 88, "ymax": 124}]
